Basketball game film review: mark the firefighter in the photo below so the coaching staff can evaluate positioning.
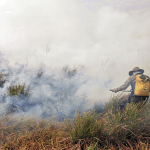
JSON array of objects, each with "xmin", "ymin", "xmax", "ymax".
[{"xmin": 111, "ymin": 67, "xmax": 150, "ymax": 110}]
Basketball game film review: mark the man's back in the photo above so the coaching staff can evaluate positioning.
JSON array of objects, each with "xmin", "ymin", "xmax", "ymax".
[{"xmin": 110, "ymin": 67, "xmax": 150, "ymax": 110}]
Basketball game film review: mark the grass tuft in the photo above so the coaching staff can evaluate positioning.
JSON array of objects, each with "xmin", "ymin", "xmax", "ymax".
[
  {"xmin": 65, "ymin": 110, "xmax": 103, "ymax": 143},
  {"xmin": 8, "ymin": 82, "xmax": 31, "ymax": 98}
]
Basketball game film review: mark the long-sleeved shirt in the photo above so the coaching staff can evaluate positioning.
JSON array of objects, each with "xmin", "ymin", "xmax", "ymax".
[{"xmin": 115, "ymin": 73, "xmax": 150, "ymax": 94}]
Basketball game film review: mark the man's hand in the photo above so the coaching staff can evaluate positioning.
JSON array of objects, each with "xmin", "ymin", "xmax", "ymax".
[{"xmin": 110, "ymin": 88, "xmax": 118, "ymax": 93}]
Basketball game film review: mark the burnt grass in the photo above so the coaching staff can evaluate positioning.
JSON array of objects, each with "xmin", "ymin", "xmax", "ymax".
[
  {"xmin": 0, "ymin": 100, "xmax": 150, "ymax": 149},
  {"xmin": 0, "ymin": 73, "xmax": 150, "ymax": 149}
]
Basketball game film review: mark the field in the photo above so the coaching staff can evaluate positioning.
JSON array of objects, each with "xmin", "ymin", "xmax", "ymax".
[
  {"xmin": 0, "ymin": 72, "xmax": 150, "ymax": 149},
  {"xmin": 0, "ymin": 85, "xmax": 150, "ymax": 149}
]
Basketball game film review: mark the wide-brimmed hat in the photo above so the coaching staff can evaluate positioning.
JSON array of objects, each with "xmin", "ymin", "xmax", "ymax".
[{"xmin": 129, "ymin": 67, "xmax": 144, "ymax": 76}]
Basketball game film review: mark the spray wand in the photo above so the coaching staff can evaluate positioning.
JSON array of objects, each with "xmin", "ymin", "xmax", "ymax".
[{"xmin": 110, "ymin": 89, "xmax": 132, "ymax": 92}]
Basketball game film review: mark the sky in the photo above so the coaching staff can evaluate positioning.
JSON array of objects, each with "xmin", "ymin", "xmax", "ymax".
[{"xmin": 0, "ymin": 0, "xmax": 150, "ymax": 120}]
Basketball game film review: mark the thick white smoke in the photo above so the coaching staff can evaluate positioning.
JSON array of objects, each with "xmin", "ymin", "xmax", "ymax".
[{"xmin": 0, "ymin": 0, "xmax": 150, "ymax": 120}]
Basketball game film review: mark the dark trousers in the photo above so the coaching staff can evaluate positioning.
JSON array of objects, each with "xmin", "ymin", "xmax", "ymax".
[
  {"xmin": 118, "ymin": 93, "xmax": 149, "ymax": 110},
  {"xmin": 129, "ymin": 95, "xmax": 149, "ymax": 104}
]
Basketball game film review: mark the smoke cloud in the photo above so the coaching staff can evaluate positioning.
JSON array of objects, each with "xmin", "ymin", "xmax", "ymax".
[{"xmin": 0, "ymin": 0, "xmax": 150, "ymax": 120}]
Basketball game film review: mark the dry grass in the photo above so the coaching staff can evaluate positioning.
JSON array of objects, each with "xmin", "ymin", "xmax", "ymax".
[
  {"xmin": 0, "ymin": 73, "xmax": 150, "ymax": 149},
  {"xmin": 0, "ymin": 116, "xmax": 74, "ymax": 150},
  {"xmin": 0, "ymin": 100, "xmax": 150, "ymax": 149}
]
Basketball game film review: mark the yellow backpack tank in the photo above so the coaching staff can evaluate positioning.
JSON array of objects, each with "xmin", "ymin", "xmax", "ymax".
[{"xmin": 134, "ymin": 74, "xmax": 150, "ymax": 96}]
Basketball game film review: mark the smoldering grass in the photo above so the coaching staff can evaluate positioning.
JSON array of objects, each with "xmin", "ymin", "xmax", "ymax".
[
  {"xmin": 0, "ymin": 71, "xmax": 150, "ymax": 149},
  {"xmin": 103, "ymin": 92, "xmax": 124, "ymax": 114},
  {"xmin": 0, "ymin": 72, "xmax": 8, "ymax": 88},
  {"xmin": 8, "ymin": 82, "xmax": 31, "ymax": 98},
  {"xmin": 1, "ymin": 95, "xmax": 150, "ymax": 149}
]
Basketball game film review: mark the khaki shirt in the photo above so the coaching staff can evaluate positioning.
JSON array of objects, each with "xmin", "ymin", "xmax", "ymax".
[{"xmin": 115, "ymin": 74, "xmax": 150, "ymax": 93}]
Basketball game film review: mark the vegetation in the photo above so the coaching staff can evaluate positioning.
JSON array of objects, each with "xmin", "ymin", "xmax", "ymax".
[
  {"xmin": 0, "ymin": 73, "xmax": 150, "ymax": 149},
  {"xmin": 8, "ymin": 82, "xmax": 31, "ymax": 98}
]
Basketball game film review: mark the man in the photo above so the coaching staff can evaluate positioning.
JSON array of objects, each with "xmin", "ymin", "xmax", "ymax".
[{"xmin": 111, "ymin": 67, "xmax": 150, "ymax": 110}]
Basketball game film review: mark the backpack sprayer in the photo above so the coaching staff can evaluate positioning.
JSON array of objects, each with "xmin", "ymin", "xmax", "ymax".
[
  {"xmin": 110, "ymin": 74, "xmax": 150, "ymax": 107},
  {"xmin": 110, "ymin": 89, "xmax": 148, "ymax": 106}
]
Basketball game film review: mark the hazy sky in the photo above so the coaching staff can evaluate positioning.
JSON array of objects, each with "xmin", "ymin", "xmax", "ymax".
[
  {"xmin": 79, "ymin": 0, "xmax": 150, "ymax": 11},
  {"xmin": 0, "ymin": 0, "xmax": 150, "ymax": 88}
]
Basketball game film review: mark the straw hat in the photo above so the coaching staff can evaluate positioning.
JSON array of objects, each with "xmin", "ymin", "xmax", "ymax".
[{"xmin": 129, "ymin": 67, "xmax": 144, "ymax": 76}]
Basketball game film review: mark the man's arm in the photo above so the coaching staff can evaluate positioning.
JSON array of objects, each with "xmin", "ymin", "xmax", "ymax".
[{"xmin": 111, "ymin": 76, "xmax": 134, "ymax": 93}]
